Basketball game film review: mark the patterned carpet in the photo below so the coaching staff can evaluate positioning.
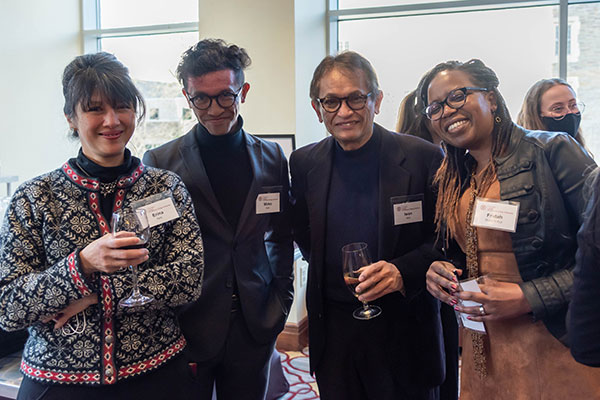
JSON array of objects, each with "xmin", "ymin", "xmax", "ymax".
[{"xmin": 279, "ymin": 348, "xmax": 319, "ymax": 399}]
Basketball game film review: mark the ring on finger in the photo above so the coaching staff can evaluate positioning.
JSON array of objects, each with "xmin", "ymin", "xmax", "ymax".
[{"xmin": 478, "ymin": 305, "xmax": 486, "ymax": 316}]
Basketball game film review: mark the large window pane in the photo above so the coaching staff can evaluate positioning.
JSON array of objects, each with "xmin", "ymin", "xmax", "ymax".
[
  {"xmin": 569, "ymin": 3, "xmax": 600, "ymax": 157},
  {"xmin": 100, "ymin": 0, "xmax": 198, "ymax": 29},
  {"xmin": 101, "ymin": 32, "xmax": 198, "ymax": 156},
  {"xmin": 338, "ymin": 6, "xmax": 557, "ymax": 133}
]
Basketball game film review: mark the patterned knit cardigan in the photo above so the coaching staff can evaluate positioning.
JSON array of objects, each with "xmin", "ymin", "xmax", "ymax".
[{"xmin": 0, "ymin": 160, "xmax": 204, "ymax": 385}]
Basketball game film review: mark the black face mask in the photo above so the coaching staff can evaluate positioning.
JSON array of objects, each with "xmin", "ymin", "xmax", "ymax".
[{"xmin": 541, "ymin": 113, "xmax": 581, "ymax": 137}]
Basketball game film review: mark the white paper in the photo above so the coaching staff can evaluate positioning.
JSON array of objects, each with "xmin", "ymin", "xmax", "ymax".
[
  {"xmin": 393, "ymin": 200, "xmax": 423, "ymax": 226},
  {"xmin": 256, "ymin": 192, "xmax": 280, "ymax": 214},
  {"xmin": 139, "ymin": 197, "xmax": 180, "ymax": 228},
  {"xmin": 472, "ymin": 198, "xmax": 519, "ymax": 232},
  {"xmin": 458, "ymin": 278, "xmax": 487, "ymax": 334}
]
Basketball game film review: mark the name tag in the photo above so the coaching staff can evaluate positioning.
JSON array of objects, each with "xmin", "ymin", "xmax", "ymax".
[
  {"xmin": 139, "ymin": 197, "xmax": 180, "ymax": 228},
  {"xmin": 472, "ymin": 198, "xmax": 519, "ymax": 232},
  {"xmin": 393, "ymin": 200, "xmax": 423, "ymax": 226},
  {"xmin": 256, "ymin": 192, "xmax": 280, "ymax": 214}
]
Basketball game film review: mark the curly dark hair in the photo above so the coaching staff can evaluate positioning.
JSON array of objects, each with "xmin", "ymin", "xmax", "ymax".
[{"xmin": 176, "ymin": 39, "xmax": 251, "ymax": 90}]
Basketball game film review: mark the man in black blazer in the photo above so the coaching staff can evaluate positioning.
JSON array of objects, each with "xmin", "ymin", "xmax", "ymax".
[
  {"xmin": 290, "ymin": 51, "xmax": 445, "ymax": 399},
  {"xmin": 143, "ymin": 39, "xmax": 293, "ymax": 400}
]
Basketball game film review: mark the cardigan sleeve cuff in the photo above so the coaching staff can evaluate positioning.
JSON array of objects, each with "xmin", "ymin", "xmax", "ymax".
[{"xmin": 69, "ymin": 250, "xmax": 95, "ymax": 297}]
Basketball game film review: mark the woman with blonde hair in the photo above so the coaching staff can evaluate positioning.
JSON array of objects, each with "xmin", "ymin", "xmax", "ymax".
[{"xmin": 517, "ymin": 78, "xmax": 586, "ymax": 146}]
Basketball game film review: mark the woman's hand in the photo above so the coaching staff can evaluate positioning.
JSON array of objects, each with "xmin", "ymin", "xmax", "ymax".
[
  {"xmin": 79, "ymin": 232, "xmax": 149, "ymax": 276},
  {"xmin": 43, "ymin": 294, "xmax": 98, "ymax": 329},
  {"xmin": 454, "ymin": 278, "xmax": 532, "ymax": 322},
  {"xmin": 426, "ymin": 261, "xmax": 462, "ymax": 305}
]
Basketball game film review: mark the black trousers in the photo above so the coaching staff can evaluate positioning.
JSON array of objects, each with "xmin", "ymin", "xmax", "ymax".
[
  {"xmin": 315, "ymin": 301, "xmax": 438, "ymax": 400},
  {"xmin": 186, "ymin": 308, "xmax": 274, "ymax": 400},
  {"xmin": 17, "ymin": 352, "xmax": 195, "ymax": 400},
  {"xmin": 439, "ymin": 303, "xmax": 459, "ymax": 400}
]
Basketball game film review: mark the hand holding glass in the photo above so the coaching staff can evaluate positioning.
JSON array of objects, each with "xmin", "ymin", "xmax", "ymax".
[
  {"xmin": 342, "ymin": 242, "xmax": 382, "ymax": 320},
  {"xmin": 111, "ymin": 208, "xmax": 153, "ymax": 308}
]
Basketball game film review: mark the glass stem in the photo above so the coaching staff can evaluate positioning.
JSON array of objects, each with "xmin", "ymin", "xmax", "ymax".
[
  {"xmin": 130, "ymin": 264, "xmax": 141, "ymax": 297},
  {"xmin": 362, "ymin": 301, "xmax": 369, "ymax": 311}
]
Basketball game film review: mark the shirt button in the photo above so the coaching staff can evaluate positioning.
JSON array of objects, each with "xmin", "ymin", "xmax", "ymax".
[
  {"xmin": 105, "ymin": 335, "xmax": 114, "ymax": 344},
  {"xmin": 105, "ymin": 366, "xmax": 113, "ymax": 377}
]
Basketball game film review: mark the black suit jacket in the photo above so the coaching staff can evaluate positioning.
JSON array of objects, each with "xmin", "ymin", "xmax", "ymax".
[
  {"xmin": 143, "ymin": 124, "xmax": 294, "ymax": 361},
  {"xmin": 290, "ymin": 124, "xmax": 445, "ymax": 388}
]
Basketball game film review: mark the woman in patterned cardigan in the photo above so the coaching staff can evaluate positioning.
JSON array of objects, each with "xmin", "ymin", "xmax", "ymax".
[{"xmin": 0, "ymin": 52, "xmax": 204, "ymax": 399}]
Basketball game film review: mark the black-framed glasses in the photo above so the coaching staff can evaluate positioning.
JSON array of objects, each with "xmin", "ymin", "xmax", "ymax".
[
  {"xmin": 317, "ymin": 92, "xmax": 373, "ymax": 113},
  {"xmin": 424, "ymin": 87, "xmax": 489, "ymax": 121},
  {"xmin": 186, "ymin": 85, "xmax": 244, "ymax": 110},
  {"xmin": 544, "ymin": 102, "xmax": 585, "ymax": 121}
]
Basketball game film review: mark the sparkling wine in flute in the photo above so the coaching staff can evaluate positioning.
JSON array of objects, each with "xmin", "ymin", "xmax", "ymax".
[{"xmin": 341, "ymin": 242, "xmax": 382, "ymax": 320}]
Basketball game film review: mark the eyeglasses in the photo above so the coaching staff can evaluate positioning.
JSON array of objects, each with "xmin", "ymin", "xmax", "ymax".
[
  {"xmin": 186, "ymin": 85, "xmax": 244, "ymax": 110},
  {"xmin": 544, "ymin": 102, "xmax": 585, "ymax": 121},
  {"xmin": 317, "ymin": 92, "xmax": 373, "ymax": 113},
  {"xmin": 424, "ymin": 87, "xmax": 489, "ymax": 121}
]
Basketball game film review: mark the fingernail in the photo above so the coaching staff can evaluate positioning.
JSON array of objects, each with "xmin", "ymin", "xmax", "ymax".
[
  {"xmin": 467, "ymin": 316, "xmax": 472, "ymax": 320},
  {"xmin": 451, "ymin": 299, "xmax": 457, "ymax": 305},
  {"xmin": 454, "ymin": 306, "xmax": 459, "ymax": 311},
  {"xmin": 451, "ymin": 284, "xmax": 457, "ymax": 290}
]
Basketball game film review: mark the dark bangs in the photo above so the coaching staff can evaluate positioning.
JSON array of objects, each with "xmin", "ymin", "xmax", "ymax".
[{"xmin": 62, "ymin": 52, "xmax": 146, "ymax": 123}]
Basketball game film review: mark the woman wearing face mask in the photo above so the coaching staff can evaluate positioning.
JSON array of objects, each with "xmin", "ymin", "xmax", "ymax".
[
  {"xmin": 0, "ymin": 52, "xmax": 203, "ymax": 400},
  {"xmin": 517, "ymin": 78, "xmax": 586, "ymax": 146},
  {"xmin": 419, "ymin": 59, "xmax": 600, "ymax": 399}
]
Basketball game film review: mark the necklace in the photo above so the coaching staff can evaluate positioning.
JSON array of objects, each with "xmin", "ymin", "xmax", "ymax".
[
  {"xmin": 75, "ymin": 161, "xmax": 118, "ymax": 196},
  {"xmin": 465, "ymin": 166, "xmax": 487, "ymax": 378}
]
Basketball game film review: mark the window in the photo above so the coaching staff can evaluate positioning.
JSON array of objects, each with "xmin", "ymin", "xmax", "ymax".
[
  {"xmin": 331, "ymin": 0, "xmax": 600, "ymax": 156},
  {"xmin": 82, "ymin": 0, "xmax": 199, "ymax": 156}
]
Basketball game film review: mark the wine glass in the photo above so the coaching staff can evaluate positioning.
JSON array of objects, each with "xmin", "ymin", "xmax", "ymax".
[
  {"xmin": 111, "ymin": 208, "xmax": 154, "ymax": 308},
  {"xmin": 342, "ymin": 242, "xmax": 382, "ymax": 320}
]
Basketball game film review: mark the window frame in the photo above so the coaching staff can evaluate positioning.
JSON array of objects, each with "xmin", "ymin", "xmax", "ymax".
[
  {"xmin": 81, "ymin": 0, "xmax": 199, "ymax": 54},
  {"xmin": 327, "ymin": 0, "xmax": 600, "ymax": 80}
]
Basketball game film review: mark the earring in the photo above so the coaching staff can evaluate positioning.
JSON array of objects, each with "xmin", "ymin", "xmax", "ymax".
[{"xmin": 495, "ymin": 116, "xmax": 502, "ymax": 124}]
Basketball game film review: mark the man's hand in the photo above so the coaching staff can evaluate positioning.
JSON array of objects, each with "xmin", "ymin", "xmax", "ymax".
[{"xmin": 355, "ymin": 261, "xmax": 404, "ymax": 302}]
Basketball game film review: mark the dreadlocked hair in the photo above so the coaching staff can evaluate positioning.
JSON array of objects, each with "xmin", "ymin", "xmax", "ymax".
[{"xmin": 416, "ymin": 59, "xmax": 514, "ymax": 246}]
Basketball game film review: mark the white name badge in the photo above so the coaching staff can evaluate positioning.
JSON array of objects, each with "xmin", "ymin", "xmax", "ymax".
[
  {"xmin": 256, "ymin": 192, "xmax": 280, "ymax": 214},
  {"xmin": 139, "ymin": 197, "xmax": 180, "ymax": 228},
  {"xmin": 472, "ymin": 198, "xmax": 519, "ymax": 232},
  {"xmin": 393, "ymin": 201, "xmax": 423, "ymax": 226}
]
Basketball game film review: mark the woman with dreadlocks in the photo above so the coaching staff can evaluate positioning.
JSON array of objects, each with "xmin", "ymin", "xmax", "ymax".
[{"xmin": 419, "ymin": 59, "xmax": 600, "ymax": 399}]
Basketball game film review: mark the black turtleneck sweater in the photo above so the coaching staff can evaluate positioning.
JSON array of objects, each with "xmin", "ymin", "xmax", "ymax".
[
  {"xmin": 195, "ymin": 120, "xmax": 252, "ymax": 230},
  {"xmin": 324, "ymin": 129, "xmax": 381, "ymax": 303},
  {"xmin": 70, "ymin": 148, "xmax": 138, "ymax": 223}
]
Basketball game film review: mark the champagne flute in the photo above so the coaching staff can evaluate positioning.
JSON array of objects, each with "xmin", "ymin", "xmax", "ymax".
[
  {"xmin": 342, "ymin": 242, "xmax": 382, "ymax": 320},
  {"xmin": 111, "ymin": 208, "xmax": 154, "ymax": 308}
]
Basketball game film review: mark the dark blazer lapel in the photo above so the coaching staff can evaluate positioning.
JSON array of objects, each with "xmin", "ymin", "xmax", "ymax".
[
  {"xmin": 235, "ymin": 132, "xmax": 263, "ymax": 236},
  {"xmin": 306, "ymin": 138, "xmax": 334, "ymax": 281},
  {"xmin": 377, "ymin": 126, "xmax": 410, "ymax": 261},
  {"xmin": 178, "ymin": 130, "xmax": 227, "ymax": 222}
]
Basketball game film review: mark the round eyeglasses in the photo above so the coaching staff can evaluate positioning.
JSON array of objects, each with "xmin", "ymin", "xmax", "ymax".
[
  {"xmin": 317, "ymin": 92, "xmax": 372, "ymax": 113},
  {"xmin": 544, "ymin": 102, "xmax": 585, "ymax": 121},
  {"xmin": 424, "ymin": 87, "xmax": 489, "ymax": 121},
  {"xmin": 186, "ymin": 85, "xmax": 244, "ymax": 110}
]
